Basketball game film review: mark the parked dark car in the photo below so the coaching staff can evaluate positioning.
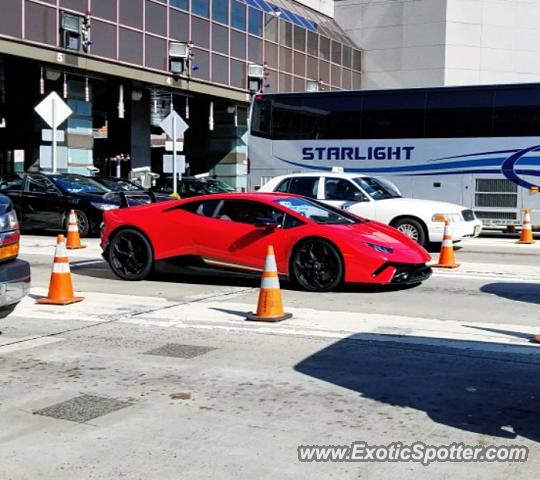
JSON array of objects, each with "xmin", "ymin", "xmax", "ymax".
[
  {"xmin": 150, "ymin": 175, "xmax": 235, "ymax": 197},
  {"xmin": 0, "ymin": 173, "xmax": 148, "ymax": 237},
  {"xmin": 0, "ymin": 193, "xmax": 30, "ymax": 317},
  {"xmin": 92, "ymin": 176, "xmax": 172, "ymax": 201}
]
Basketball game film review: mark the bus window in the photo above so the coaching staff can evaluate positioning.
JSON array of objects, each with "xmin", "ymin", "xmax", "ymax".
[
  {"xmin": 272, "ymin": 97, "xmax": 304, "ymax": 139},
  {"xmin": 302, "ymin": 95, "xmax": 361, "ymax": 139},
  {"xmin": 425, "ymin": 89, "xmax": 494, "ymax": 138},
  {"xmin": 493, "ymin": 86, "xmax": 540, "ymax": 136},
  {"xmin": 251, "ymin": 97, "xmax": 271, "ymax": 137}
]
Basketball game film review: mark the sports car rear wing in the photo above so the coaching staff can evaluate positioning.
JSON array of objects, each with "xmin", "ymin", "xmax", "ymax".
[{"xmin": 118, "ymin": 191, "xmax": 158, "ymax": 208}]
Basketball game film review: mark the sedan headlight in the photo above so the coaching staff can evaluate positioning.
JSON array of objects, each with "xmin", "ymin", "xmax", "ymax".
[
  {"xmin": 0, "ymin": 210, "xmax": 19, "ymax": 232},
  {"xmin": 366, "ymin": 242, "xmax": 394, "ymax": 254},
  {"xmin": 91, "ymin": 202, "xmax": 120, "ymax": 211},
  {"xmin": 432, "ymin": 213, "xmax": 462, "ymax": 223}
]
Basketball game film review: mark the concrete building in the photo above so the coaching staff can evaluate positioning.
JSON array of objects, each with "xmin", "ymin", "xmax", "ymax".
[
  {"xmin": 0, "ymin": 0, "xmax": 361, "ymax": 189},
  {"xmin": 335, "ymin": 0, "xmax": 540, "ymax": 89}
]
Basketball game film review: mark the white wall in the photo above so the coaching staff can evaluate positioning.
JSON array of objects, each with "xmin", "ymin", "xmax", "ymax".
[
  {"xmin": 335, "ymin": 0, "xmax": 540, "ymax": 88},
  {"xmin": 295, "ymin": 0, "xmax": 334, "ymax": 17}
]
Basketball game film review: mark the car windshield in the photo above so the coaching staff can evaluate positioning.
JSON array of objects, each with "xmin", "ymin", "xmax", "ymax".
[
  {"xmin": 275, "ymin": 197, "xmax": 359, "ymax": 225},
  {"xmin": 97, "ymin": 178, "xmax": 145, "ymax": 192},
  {"xmin": 203, "ymin": 179, "xmax": 235, "ymax": 193},
  {"xmin": 353, "ymin": 177, "xmax": 401, "ymax": 200},
  {"xmin": 50, "ymin": 175, "xmax": 108, "ymax": 194}
]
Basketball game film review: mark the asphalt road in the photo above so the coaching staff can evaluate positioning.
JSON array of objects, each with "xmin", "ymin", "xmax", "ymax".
[{"xmin": 1, "ymin": 235, "xmax": 540, "ymax": 479}]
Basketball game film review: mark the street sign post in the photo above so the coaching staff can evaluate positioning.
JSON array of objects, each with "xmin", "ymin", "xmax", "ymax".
[
  {"xmin": 35, "ymin": 92, "xmax": 72, "ymax": 174},
  {"xmin": 160, "ymin": 111, "xmax": 188, "ymax": 196}
]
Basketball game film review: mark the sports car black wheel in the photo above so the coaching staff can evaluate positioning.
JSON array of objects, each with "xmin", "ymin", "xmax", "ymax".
[
  {"xmin": 291, "ymin": 239, "xmax": 344, "ymax": 292},
  {"xmin": 108, "ymin": 229, "xmax": 153, "ymax": 281}
]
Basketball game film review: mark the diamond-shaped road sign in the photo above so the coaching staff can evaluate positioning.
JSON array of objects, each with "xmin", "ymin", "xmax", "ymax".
[
  {"xmin": 34, "ymin": 92, "xmax": 72, "ymax": 129},
  {"xmin": 160, "ymin": 110, "xmax": 189, "ymax": 141}
]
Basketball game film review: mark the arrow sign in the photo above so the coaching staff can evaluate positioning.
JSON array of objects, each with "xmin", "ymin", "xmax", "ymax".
[
  {"xmin": 241, "ymin": 131, "xmax": 249, "ymax": 145},
  {"xmin": 160, "ymin": 111, "xmax": 189, "ymax": 195},
  {"xmin": 160, "ymin": 110, "xmax": 188, "ymax": 141},
  {"xmin": 35, "ymin": 91, "xmax": 72, "ymax": 129},
  {"xmin": 34, "ymin": 92, "xmax": 72, "ymax": 174}
]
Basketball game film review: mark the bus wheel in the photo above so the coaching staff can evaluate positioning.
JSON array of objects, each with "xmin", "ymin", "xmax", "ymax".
[{"xmin": 392, "ymin": 218, "xmax": 426, "ymax": 246}]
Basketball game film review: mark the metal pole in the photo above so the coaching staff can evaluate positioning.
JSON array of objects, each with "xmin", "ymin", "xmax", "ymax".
[
  {"xmin": 116, "ymin": 157, "xmax": 121, "ymax": 178},
  {"xmin": 52, "ymin": 98, "xmax": 57, "ymax": 174},
  {"xmin": 172, "ymin": 114, "xmax": 178, "ymax": 196}
]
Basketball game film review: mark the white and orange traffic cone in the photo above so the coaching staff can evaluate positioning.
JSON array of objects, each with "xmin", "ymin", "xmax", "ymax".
[
  {"xmin": 66, "ymin": 210, "xmax": 86, "ymax": 249},
  {"xmin": 433, "ymin": 220, "xmax": 460, "ymax": 269},
  {"xmin": 37, "ymin": 235, "xmax": 84, "ymax": 305},
  {"xmin": 517, "ymin": 209, "xmax": 535, "ymax": 244},
  {"xmin": 246, "ymin": 245, "xmax": 292, "ymax": 322}
]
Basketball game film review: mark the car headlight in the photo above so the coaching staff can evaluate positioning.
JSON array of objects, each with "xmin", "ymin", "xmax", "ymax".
[
  {"xmin": 91, "ymin": 202, "xmax": 120, "ymax": 211},
  {"xmin": 432, "ymin": 213, "xmax": 462, "ymax": 223},
  {"xmin": 0, "ymin": 210, "xmax": 19, "ymax": 232},
  {"xmin": 366, "ymin": 242, "xmax": 394, "ymax": 254}
]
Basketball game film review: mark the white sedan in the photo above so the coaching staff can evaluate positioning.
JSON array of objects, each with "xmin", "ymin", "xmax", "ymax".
[{"xmin": 258, "ymin": 172, "xmax": 482, "ymax": 246}]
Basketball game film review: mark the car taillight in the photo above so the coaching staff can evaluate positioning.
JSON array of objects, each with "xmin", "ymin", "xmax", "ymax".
[{"xmin": 0, "ymin": 230, "xmax": 20, "ymax": 260}]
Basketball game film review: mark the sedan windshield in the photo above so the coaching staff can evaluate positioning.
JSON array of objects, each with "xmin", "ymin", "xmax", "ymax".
[
  {"xmin": 275, "ymin": 197, "xmax": 360, "ymax": 225},
  {"xmin": 353, "ymin": 177, "xmax": 401, "ymax": 200},
  {"xmin": 96, "ymin": 178, "xmax": 145, "ymax": 192},
  {"xmin": 51, "ymin": 175, "xmax": 108, "ymax": 194}
]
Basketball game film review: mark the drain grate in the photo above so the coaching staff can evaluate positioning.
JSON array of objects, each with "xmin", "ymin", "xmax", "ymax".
[
  {"xmin": 34, "ymin": 395, "xmax": 131, "ymax": 423},
  {"xmin": 144, "ymin": 343, "xmax": 216, "ymax": 359}
]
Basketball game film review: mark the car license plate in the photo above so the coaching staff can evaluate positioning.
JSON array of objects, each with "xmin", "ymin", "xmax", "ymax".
[{"xmin": 474, "ymin": 225, "xmax": 481, "ymax": 236}]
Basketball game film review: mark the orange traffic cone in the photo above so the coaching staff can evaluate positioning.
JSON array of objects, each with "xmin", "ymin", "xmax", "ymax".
[
  {"xmin": 433, "ymin": 221, "xmax": 460, "ymax": 269},
  {"xmin": 246, "ymin": 245, "xmax": 292, "ymax": 322},
  {"xmin": 37, "ymin": 235, "xmax": 84, "ymax": 305},
  {"xmin": 517, "ymin": 209, "xmax": 535, "ymax": 244},
  {"xmin": 66, "ymin": 210, "xmax": 86, "ymax": 249},
  {"xmin": 531, "ymin": 334, "xmax": 540, "ymax": 344}
]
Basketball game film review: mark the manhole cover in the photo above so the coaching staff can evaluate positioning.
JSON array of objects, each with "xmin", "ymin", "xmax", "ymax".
[
  {"xmin": 144, "ymin": 343, "xmax": 216, "ymax": 359},
  {"xmin": 34, "ymin": 395, "xmax": 131, "ymax": 423}
]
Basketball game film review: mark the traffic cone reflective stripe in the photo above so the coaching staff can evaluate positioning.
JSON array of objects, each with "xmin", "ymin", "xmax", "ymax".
[
  {"xmin": 246, "ymin": 245, "xmax": 292, "ymax": 323},
  {"xmin": 66, "ymin": 210, "xmax": 86, "ymax": 249},
  {"xmin": 517, "ymin": 209, "xmax": 535, "ymax": 244},
  {"xmin": 37, "ymin": 234, "xmax": 84, "ymax": 305},
  {"xmin": 433, "ymin": 221, "xmax": 459, "ymax": 269}
]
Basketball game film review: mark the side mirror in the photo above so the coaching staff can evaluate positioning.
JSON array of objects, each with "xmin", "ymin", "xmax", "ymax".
[
  {"xmin": 352, "ymin": 191, "xmax": 368, "ymax": 202},
  {"xmin": 254, "ymin": 217, "xmax": 280, "ymax": 229}
]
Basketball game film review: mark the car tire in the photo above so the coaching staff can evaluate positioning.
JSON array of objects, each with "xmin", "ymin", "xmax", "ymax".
[
  {"xmin": 66, "ymin": 210, "xmax": 90, "ymax": 238},
  {"xmin": 107, "ymin": 228, "xmax": 153, "ymax": 281},
  {"xmin": 392, "ymin": 217, "xmax": 426, "ymax": 246},
  {"xmin": 290, "ymin": 239, "xmax": 344, "ymax": 292}
]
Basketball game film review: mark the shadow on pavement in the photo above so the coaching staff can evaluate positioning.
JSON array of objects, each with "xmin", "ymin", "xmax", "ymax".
[
  {"xmin": 295, "ymin": 335, "xmax": 540, "ymax": 442},
  {"xmin": 481, "ymin": 283, "xmax": 540, "ymax": 306},
  {"xmin": 464, "ymin": 325, "xmax": 536, "ymax": 340}
]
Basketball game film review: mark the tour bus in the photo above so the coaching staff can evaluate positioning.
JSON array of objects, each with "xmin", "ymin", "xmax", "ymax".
[{"xmin": 247, "ymin": 83, "xmax": 540, "ymax": 227}]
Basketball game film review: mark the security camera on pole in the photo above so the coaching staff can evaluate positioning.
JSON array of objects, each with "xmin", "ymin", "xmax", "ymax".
[{"xmin": 160, "ymin": 110, "xmax": 189, "ymax": 198}]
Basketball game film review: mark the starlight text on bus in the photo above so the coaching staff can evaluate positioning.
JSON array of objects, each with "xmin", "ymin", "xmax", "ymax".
[{"xmin": 302, "ymin": 146, "xmax": 415, "ymax": 161}]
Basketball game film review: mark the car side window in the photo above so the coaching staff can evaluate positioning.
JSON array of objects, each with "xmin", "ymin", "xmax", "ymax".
[
  {"xmin": 275, "ymin": 178, "xmax": 291, "ymax": 193},
  {"xmin": 27, "ymin": 176, "xmax": 57, "ymax": 194},
  {"xmin": 216, "ymin": 200, "xmax": 284, "ymax": 225},
  {"xmin": 325, "ymin": 178, "xmax": 368, "ymax": 202},
  {"xmin": 180, "ymin": 199, "xmax": 220, "ymax": 217},
  {"xmin": 0, "ymin": 177, "xmax": 23, "ymax": 192},
  {"xmin": 286, "ymin": 177, "xmax": 319, "ymax": 198}
]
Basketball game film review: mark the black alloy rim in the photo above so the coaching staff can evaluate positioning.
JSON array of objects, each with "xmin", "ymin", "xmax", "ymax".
[
  {"xmin": 294, "ymin": 241, "xmax": 340, "ymax": 290},
  {"xmin": 110, "ymin": 232, "xmax": 148, "ymax": 277}
]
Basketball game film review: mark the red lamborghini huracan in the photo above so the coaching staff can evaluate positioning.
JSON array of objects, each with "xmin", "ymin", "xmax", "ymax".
[{"xmin": 101, "ymin": 193, "xmax": 432, "ymax": 292}]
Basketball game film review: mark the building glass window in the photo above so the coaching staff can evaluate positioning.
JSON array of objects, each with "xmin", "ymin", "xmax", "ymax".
[
  {"xmin": 212, "ymin": 53, "xmax": 229, "ymax": 85},
  {"xmin": 307, "ymin": 31, "xmax": 318, "ymax": 56},
  {"xmin": 25, "ymin": 2, "xmax": 56, "ymax": 46},
  {"xmin": 331, "ymin": 41, "xmax": 342, "ymax": 65},
  {"xmin": 248, "ymin": 36, "xmax": 262, "ymax": 64},
  {"xmin": 264, "ymin": 14, "xmax": 278, "ymax": 42},
  {"xmin": 293, "ymin": 52, "xmax": 305, "ymax": 77},
  {"xmin": 342, "ymin": 70, "xmax": 352, "ymax": 89},
  {"xmin": 319, "ymin": 60, "xmax": 330, "ymax": 84},
  {"xmin": 342, "ymin": 45, "xmax": 352, "ymax": 68},
  {"xmin": 212, "ymin": 23, "xmax": 229, "ymax": 54},
  {"xmin": 279, "ymin": 73, "xmax": 291, "ymax": 92},
  {"xmin": 193, "ymin": 0, "xmax": 209, "ymax": 18},
  {"xmin": 231, "ymin": 0, "xmax": 246, "ymax": 31},
  {"xmin": 191, "ymin": 16, "xmax": 210, "ymax": 49},
  {"xmin": 293, "ymin": 26, "xmax": 305, "ymax": 52},
  {"xmin": 146, "ymin": 1, "xmax": 167, "ymax": 36},
  {"xmin": 192, "ymin": 48, "xmax": 210, "ymax": 80},
  {"xmin": 319, "ymin": 36, "xmax": 330, "ymax": 61},
  {"xmin": 170, "ymin": 0, "xmax": 188, "ymax": 10},
  {"xmin": 61, "ymin": 0, "xmax": 86, "ymax": 13},
  {"xmin": 231, "ymin": 30, "xmax": 246, "ymax": 59},
  {"xmin": 212, "ymin": 0, "xmax": 229, "ymax": 24},
  {"xmin": 293, "ymin": 77, "xmax": 304, "ymax": 92},
  {"xmin": 279, "ymin": 20, "xmax": 292, "ymax": 47},
  {"xmin": 119, "ymin": 0, "xmax": 143, "ymax": 28},
  {"xmin": 307, "ymin": 55, "xmax": 317, "ymax": 79},
  {"xmin": 1, "ymin": 0, "xmax": 22, "ymax": 38},
  {"xmin": 279, "ymin": 46, "xmax": 292, "ymax": 72},
  {"xmin": 230, "ymin": 59, "xmax": 245, "ymax": 88},
  {"xmin": 248, "ymin": 8, "xmax": 262, "ymax": 36},
  {"xmin": 264, "ymin": 42, "xmax": 277, "ymax": 69},
  {"xmin": 331, "ymin": 64, "xmax": 341, "ymax": 87},
  {"xmin": 170, "ymin": 9, "xmax": 189, "ymax": 41},
  {"xmin": 119, "ymin": 28, "xmax": 143, "ymax": 65},
  {"xmin": 90, "ymin": 20, "xmax": 116, "ymax": 59},
  {"xmin": 145, "ymin": 34, "xmax": 167, "ymax": 70},
  {"xmin": 353, "ymin": 49, "xmax": 362, "ymax": 71},
  {"xmin": 92, "ymin": 0, "xmax": 117, "ymax": 20}
]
